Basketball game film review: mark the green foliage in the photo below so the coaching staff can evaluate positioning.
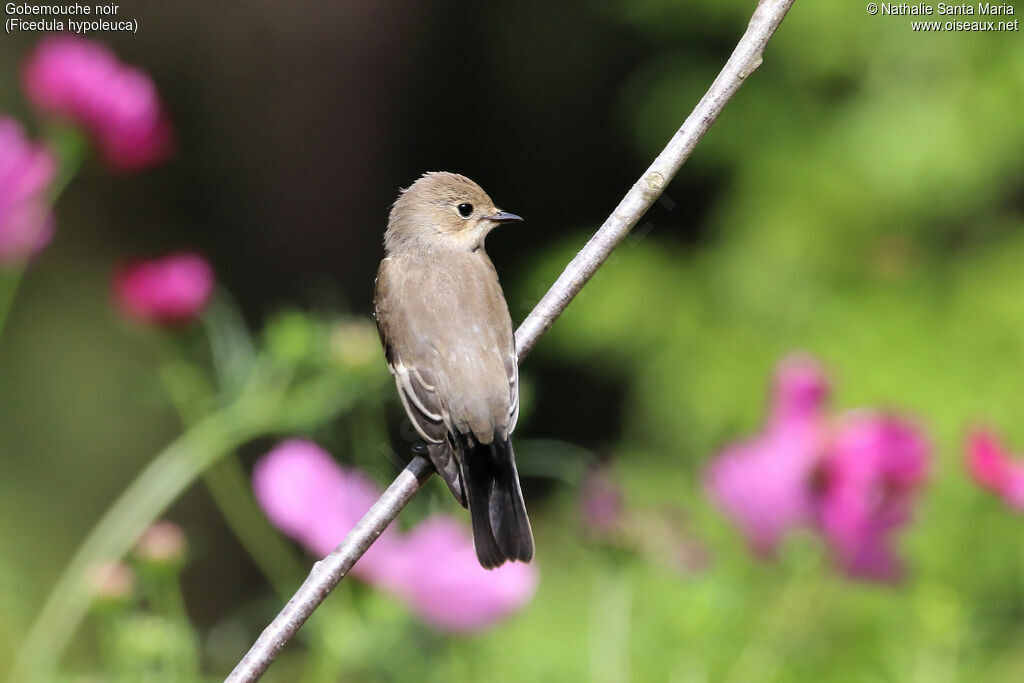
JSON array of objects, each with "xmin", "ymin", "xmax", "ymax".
[
  {"xmin": 4, "ymin": 1, "xmax": 1024, "ymax": 681},
  {"xmin": 486, "ymin": 2, "xmax": 1024, "ymax": 680}
]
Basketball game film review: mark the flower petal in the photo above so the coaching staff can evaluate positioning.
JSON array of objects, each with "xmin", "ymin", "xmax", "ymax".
[
  {"xmin": 966, "ymin": 428, "xmax": 1024, "ymax": 511},
  {"xmin": 252, "ymin": 440, "xmax": 401, "ymax": 582},
  {"xmin": 0, "ymin": 116, "xmax": 57, "ymax": 266},
  {"xmin": 378, "ymin": 516, "xmax": 538, "ymax": 632},
  {"xmin": 967, "ymin": 428, "xmax": 1010, "ymax": 492},
  {"xmin": 112, "ymin": 252, "xmax": 214, "ymax": 326},
  {"xmin": 22, "ymin": 36, "xmax": 174, "ymax": 170},
  {"xmin": 818, "ymin": 414, "xmax": 929, "ymax": 582},
  {"xmin": 707, "ymin": 429, "xmax": 821, "ymax": 556},
  {"xmin": 770, "ymin": 354, "xmax": 830, "ymax": 429}
]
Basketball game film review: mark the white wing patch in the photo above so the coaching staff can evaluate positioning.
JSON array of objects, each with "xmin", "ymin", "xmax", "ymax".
[
  {"xmin": 508, "ymin": 352, "xmax": 520, "ymax": 433},
  {"xmin": 390, "ymin": 357, "xmax": 450, "ymax": 443},
  {"xmin": 396, "ymin": 361, "xmax": 442, "ymax": 421}
]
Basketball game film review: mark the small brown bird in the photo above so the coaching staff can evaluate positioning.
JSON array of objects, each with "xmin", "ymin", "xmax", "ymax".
[{"xmin": 374, "ymin": 172, "xmax": 533, "ymax": 568}]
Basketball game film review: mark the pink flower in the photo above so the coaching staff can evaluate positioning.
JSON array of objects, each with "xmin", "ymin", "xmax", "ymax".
[
  {"xmin": 252, "ymin": 440, "xmax": 402, "ymax": 583},
  {"xmin": 22, "ymin": 35, "xmax": 173, "ymax": 170},
  {"xmin": 112, "ymin": 252, "xmax": 213, "ymax": 326},
  {"xmin": 706, "ymin": 355, "xmax": 827, "ymax": 555},
  {"xmin": 706, "ymin": 354, "xmax": 930, "ymax": 582},
  {"xmin": 377, "ymin": 517, "xmax": 538, "ymax": 632},
  {"xmin": 134, "ymin": 520, "xmax": 188, "ymax": 567},
  {"xmin": 966, "ymin": 428, "xmax": 1024, "ymax": 509},
  {"xmin": 253, "ymin": 440, "xmax": 539, "ymax": 631},
  {"xmin": 0, "ymin": 117, "xmax": 57, "ymax": 266},
  {"xmin": 86, "ymin": 561, "xmax": 135, "ymax": 603},
  {"xmin": 816, "ymin": 414, "xmax": 929, "ymax": 581}
]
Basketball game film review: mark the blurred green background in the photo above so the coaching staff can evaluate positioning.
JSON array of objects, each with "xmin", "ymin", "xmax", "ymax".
[{"xmin": 3, "ymin": 0, "xmax": 1024, "ymax": 680}]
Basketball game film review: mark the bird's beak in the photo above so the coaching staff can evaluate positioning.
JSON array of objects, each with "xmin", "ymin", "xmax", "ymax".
[{"xmin": 486, "ymin": 211, "xmax": 524, "ymax": 223}]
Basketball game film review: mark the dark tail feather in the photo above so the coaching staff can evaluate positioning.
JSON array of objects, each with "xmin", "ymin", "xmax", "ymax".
[{"xmin": 462, "ymin": 437, "xmax": 534, "ymax": 569}]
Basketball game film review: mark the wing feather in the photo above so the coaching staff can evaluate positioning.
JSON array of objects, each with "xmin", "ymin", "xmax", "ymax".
[{"xmin": 506, "ymin": 350, "xmax": 520, "ymax": 433}]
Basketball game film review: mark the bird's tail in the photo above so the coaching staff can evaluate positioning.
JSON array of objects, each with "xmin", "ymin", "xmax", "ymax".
[{"xmin": 461, "ymin": 436, "xmax": 534, "ymax": 569}]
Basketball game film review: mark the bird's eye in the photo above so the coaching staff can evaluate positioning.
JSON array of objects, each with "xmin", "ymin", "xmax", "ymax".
[{"xmin": 457, "ymin": 203, "xmax": 473, "ymax": 218}]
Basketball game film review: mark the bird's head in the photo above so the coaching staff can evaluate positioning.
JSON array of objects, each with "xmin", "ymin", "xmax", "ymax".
[{"xmin": 386, "ymin": 172, "xmax": 522, "ymax": 253}]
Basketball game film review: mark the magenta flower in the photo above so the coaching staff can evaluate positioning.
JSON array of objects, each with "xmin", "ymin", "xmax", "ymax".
[
  {"xmin": 377, "ymin": 517, "xmax": 538, "ymax": 632},
  {"xmin": 0, "ymin": 117, "xmax": 57, "ymax": 266},
  {"xmin": 706, "ymin": 354, "xmax": 929, "ymax": 581},
  {"xmin": 966, "ymin": 428, "xmax": 1024, "ymax": 509},
  {"xmin": 816, "ymin": 414, "xmax": 929, "ymax": 581},
  {"xmin": 112, "ymin": 252, "xmax": 213, "ymax": 326},
  {"xmin": 706, "ymin": 355, "xmax": 828, "ymax": 555},
  {"xmin": 252, "ymin": 439, "xmax": 403, "ymax": 583},
  {"xmin": 23, "ymin": 35, "xmax": 173, "ymax": 170},
  {"xmin": 253, "ymin": 440, "xmax": 539, "ymax": 631}
]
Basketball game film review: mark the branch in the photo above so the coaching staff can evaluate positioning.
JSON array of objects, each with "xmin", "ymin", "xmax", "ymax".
[{"xmin": 226, "ymin": 1, "xmax": 796, "ymax": 680}]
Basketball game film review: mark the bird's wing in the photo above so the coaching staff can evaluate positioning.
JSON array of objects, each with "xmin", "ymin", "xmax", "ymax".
[
  {"xmin": 376, "ymin": 257, "xmax": 466, "ymax": 504},
  {"xmin": 375, "ymin": 254, "xmax": 519, "ymax": 442},
  {"xmin": 374, "ymin": 258, "xmax": 451, "ymax": 444},
  {"xmin": 392, "ymin": 359, "xmax": 451, "ymax": 443},
  {"xmin": 506, "ymin": 340, "xmax": 520, "ymax": 433},
  {"xmin": 481, "ymin": 252, "xmax": 519, "ymax": 436}
]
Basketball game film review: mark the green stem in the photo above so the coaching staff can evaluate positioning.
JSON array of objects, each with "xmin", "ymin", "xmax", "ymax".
[
  {"xmin": 723, "ymin": 564, "xmax": 833, "ymax": 683},
  {"xmin": 202, "ymin": 456, "xmax": 307, "ymax": 595},
  {"xmin": 93, "ymin": 611, "xmax": 129, "ymax": 680},
  {"xmin": 589, "ymin": 568, "xmax": 632, "ymax": 683},
  {"xmin": 8, "ymin": 398, "xmax": 273, "ymax": 683},
  {"xmin": 0, "ymin": 271, "xmax": 24, "ymax": 341},
  {"xmin": 186, "ymin": 305, "xmax": 306, "ymax": 594},
  {"xmin": 144, "ymin": 571, "xmax": 190, "ymax": 625},
  {"xmin": 45, "ymin": 128, "xmax": 86, "ymax": 203}
]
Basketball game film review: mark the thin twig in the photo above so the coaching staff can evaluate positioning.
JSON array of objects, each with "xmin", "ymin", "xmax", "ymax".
[{"xmin": 226, "ymin": 1, "xmax": 796, "ymax": 680}]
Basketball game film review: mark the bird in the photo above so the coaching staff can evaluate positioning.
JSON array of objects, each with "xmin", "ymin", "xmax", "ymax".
[{"xmin": 374, "ymin": 172, "xmax": 534, "ymax": 569}]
